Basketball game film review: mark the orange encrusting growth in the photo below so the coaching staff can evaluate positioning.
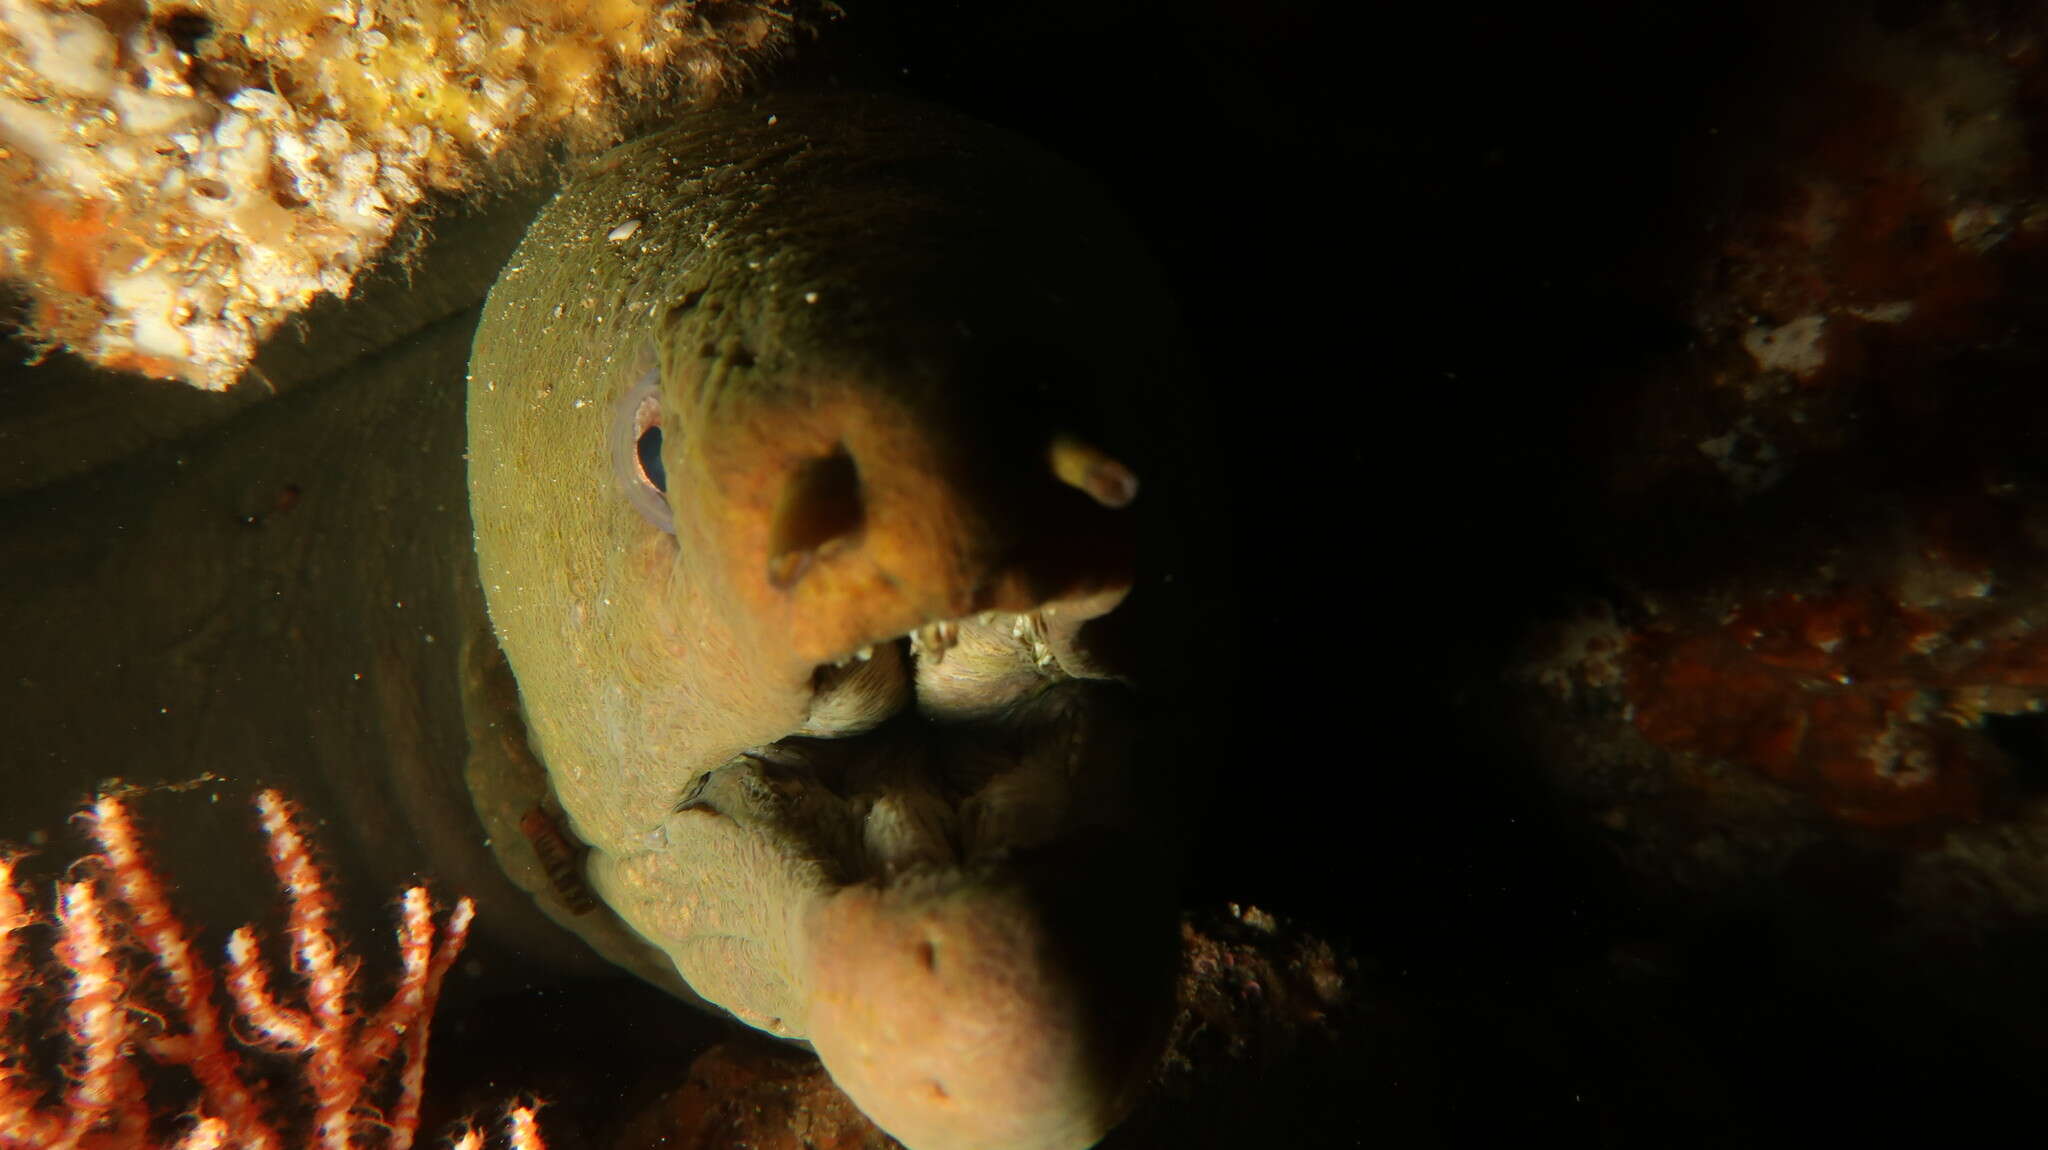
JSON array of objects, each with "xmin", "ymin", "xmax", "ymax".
[
  {"xmin": 22, "ymin": 195, "xmax": 109, "ymax": 298},
  {"xmin": 1622, "ymin": 581, "xmax": 2046, "ymax": 829}
]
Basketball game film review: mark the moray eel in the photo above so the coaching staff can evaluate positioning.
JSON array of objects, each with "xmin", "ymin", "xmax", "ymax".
[{"xmin": 467, "ymin": 94, "xmax": 1204, "ymax": 1150}]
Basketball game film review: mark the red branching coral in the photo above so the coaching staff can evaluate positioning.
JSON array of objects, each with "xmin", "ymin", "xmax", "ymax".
[{"xmin": 0, "ymin": 789, "xmax": 542, "ymax": 1150}]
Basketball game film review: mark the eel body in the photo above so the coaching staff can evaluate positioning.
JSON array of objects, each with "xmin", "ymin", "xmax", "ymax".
[
  {"xmin": 0, "ymin": 270, "xmax": 602, "ymax": 984},
  {"xmin": 0, "ymin": 92, "xmax": 1210, "ymax": 1150},
  {"xmin": 468, "ymin": 93, "xmax": 1208, "ymax": 1150}
]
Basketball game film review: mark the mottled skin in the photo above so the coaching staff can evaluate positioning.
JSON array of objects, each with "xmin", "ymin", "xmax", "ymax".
[{"xmin": 468, "ymin": 94, "xmax": 1203, "ymax": 1149}]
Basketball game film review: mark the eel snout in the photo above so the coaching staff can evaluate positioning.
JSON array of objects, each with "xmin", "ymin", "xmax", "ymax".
[
  {"xmin": 802, "ymin": 847, "xmax": 1175, "ymax": 1150},
  {"xmin": 680, "ymin": 373, "xmax": 1141, "ymax": 689}
]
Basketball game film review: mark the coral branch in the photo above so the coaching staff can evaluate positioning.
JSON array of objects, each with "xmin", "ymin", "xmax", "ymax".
[
  {"xmin": 0, "ymin": 788, "xmax": 543, "ymax": 1150},
  {"xmin": 251, "ymin": 790, "xmax": 361, "ymax": 1150},
  {"xmin": 452, "ymin": 1103, "xmax": 543, "ymax": 1150},
  {"xmin": 84, "ymin": 796, "xmax": 278, "ymax": 1150},
  {"xmin": 506, "ymin": 1106, "xmax": 544, "ymax": 1150},
  {"xmin": 170, "ymin": 1119, "xmax": 227, "ymax": 1150},
  {"xmin": 224, "ymin": 924, "xmax": 317, "ymax": 1049},
  {"xmin": 0, "ymin": 855, "xmax": 62, "ymax": 1150},
  {"xmin": 382, "ymin": 896, "xmax": 472, "ymax": 1150},
  {"xmin": 53, "ymin": 878, "xmax": 149, "ymax": 1148}
]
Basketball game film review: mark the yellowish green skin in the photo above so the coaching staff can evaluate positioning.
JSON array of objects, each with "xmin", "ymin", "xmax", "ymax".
[{"xmin": 467, "ymin": 94, "xmax": 1199, "ymax": 1150}]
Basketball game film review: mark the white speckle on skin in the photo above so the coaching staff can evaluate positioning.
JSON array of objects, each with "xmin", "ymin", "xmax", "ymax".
[
  {"xmin": 803, "ymin": 290, "xmax": 819, "ymax": 304},
  {"xmin": 608, "ymin": 218, "xmax": 642, "ymax": 242}
]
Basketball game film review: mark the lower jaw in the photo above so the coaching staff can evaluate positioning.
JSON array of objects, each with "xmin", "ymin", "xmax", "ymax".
[
  {"xmin": 745, "ymin": 670, "xmax": 1147, "ymax": 879},
  {"xmin": 797, "ymin": 826, "xmax": 1179, "ymax": 1150}
]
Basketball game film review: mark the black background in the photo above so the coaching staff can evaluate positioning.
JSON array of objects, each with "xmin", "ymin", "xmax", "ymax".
[
  {"xmin": 829, "ymin": 1, "xmax": 2042, "ymax": 1145},
  {"xmin": 8, "ymin": 1, "xmax": 2039, "ymax": 1145}
]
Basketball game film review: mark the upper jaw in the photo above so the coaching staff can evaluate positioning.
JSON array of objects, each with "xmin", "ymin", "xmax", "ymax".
[
  {"xmin": 721, "ymin": 604, "xmax": 1146, "ymax": 889},
  {"xmin": 801, "ymin": 582, "xmax": 1134, "ymax": 738}
]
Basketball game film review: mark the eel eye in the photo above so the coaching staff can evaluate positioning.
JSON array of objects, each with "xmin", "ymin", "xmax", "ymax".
[
  {"xmin": 637, "ymin": 424, "xmax": 666, "ymax": 493},
  {"xmin": 610, "ymin": 367, "xmax": 675, "ymax": 533}
]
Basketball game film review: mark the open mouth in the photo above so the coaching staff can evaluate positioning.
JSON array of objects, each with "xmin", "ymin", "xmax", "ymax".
[{"xmin": 683, "ymin": 589, "xmax": 1146, "ymax": 888}]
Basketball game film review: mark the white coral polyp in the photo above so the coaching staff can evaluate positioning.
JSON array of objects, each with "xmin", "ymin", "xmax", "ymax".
[
  {"xmin": 0, "ymin": 0, "xmax": 114, "ymax": 98},
  {"xmin": 112, "ymin": 84, "xmax": 206, "ymax": 134},
  {"xmin": 101, "ymin": 270, "xmax": 190, "ymax": 360}
]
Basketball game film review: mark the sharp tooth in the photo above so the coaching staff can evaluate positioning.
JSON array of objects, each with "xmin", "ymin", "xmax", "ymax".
[
  {"xmin": 911, "ymin": 620, "xmax": 960, "ymax": 664},
  {"xmin": 741, "ymin": 744, "xmax": 800, "ymax": 767},
  {"xmin": 978, "ymin": 611, "xmax": 996, "ymax": 626},
  {"xmin": 855, "ymin": 645, "xmax": 873, "ymax": 662}
]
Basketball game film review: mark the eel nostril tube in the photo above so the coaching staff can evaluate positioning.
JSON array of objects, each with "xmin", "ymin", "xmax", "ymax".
[
  {"xmin": 1047, "ymin": 434, "xmax": 1138, "ymax": 509},
  {"xmin": 767, "ymin": 446, "xmax": 864, "ymax": 589}
]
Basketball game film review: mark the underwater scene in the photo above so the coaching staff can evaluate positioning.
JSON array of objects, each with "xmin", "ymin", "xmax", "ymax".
[{"xmin": 3, "ymin": 1, "xmax": 2048, "ymax": 1147}]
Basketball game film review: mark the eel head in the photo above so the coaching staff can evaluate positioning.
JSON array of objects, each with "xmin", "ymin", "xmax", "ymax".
[{"xmin": 468, "ymin": 94, "xmax": 1211, "ymax": 1150}]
